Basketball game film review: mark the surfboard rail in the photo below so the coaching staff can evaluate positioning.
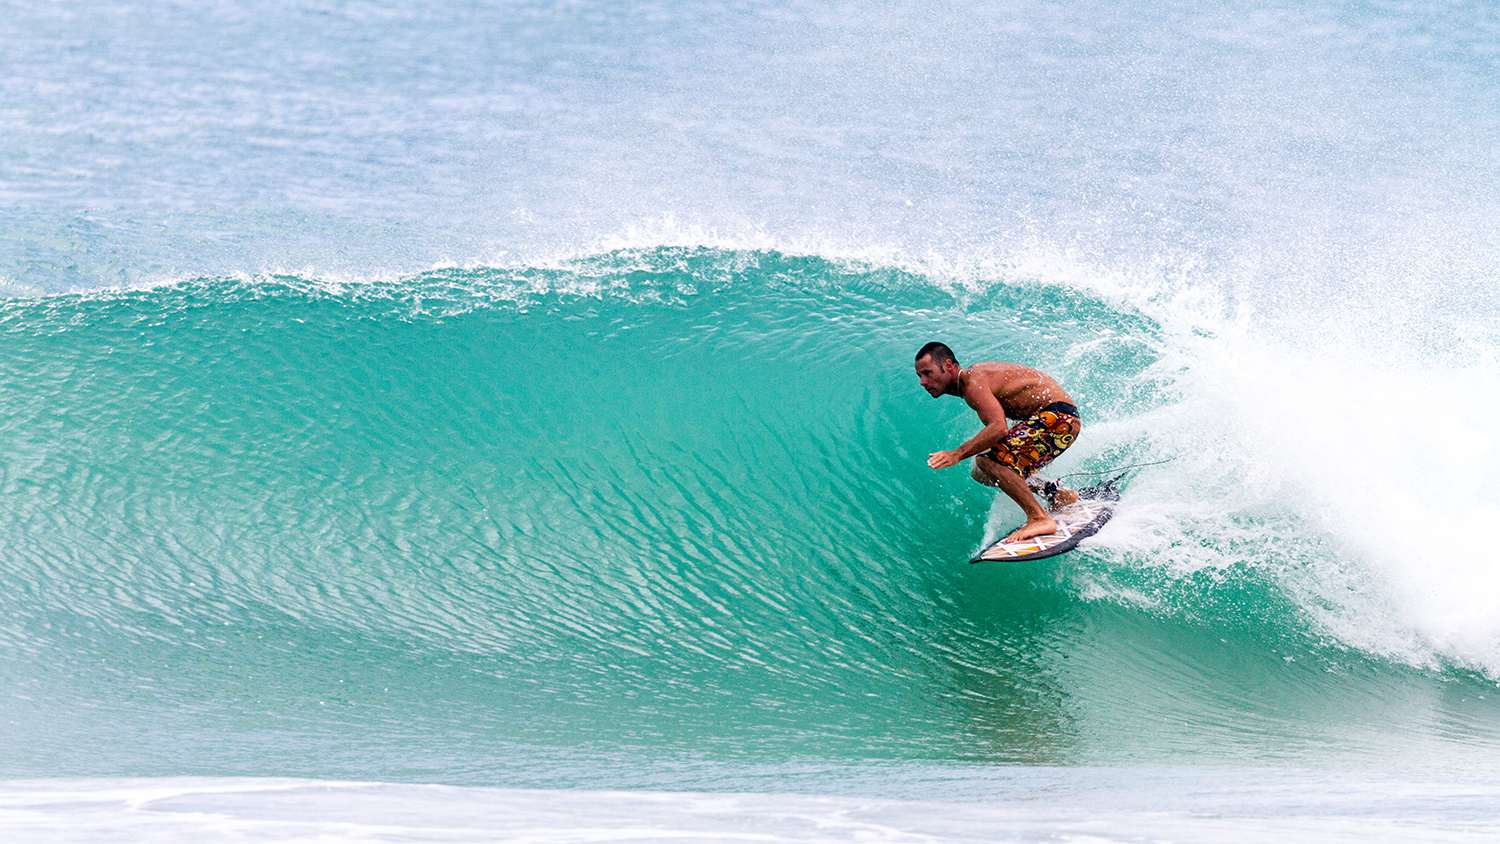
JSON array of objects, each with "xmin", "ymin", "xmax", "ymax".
[{"xmin": 969, "ymin": 483, "xmax": 1119, "ymax": 564}]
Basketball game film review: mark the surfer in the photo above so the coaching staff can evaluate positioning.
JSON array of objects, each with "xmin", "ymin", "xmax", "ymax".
[{"xmin": 916, "ymin": 342, "xmax": 1082, "ymax": 542}]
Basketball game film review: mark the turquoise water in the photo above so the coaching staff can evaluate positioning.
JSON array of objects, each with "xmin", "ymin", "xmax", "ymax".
[
  {"xmin": 4, "ymin": 252, "xmax": 1498, "ymax": 783},
  {"xmin": 4, "ymin": 0, "xmax": 1500, "ymax": 839}
]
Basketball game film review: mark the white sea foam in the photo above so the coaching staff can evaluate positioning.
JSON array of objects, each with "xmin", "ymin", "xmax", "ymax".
[
  {"xmin": 1050, "ymin": 242, "xmax": 1500, "ymax": 678},
  {"xmin": 3, "ymin": 772, "xmax": 1498, "ymax": 843}
]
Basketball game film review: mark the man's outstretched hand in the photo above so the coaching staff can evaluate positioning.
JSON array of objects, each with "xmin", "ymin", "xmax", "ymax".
[{"xmin": 927, "ymin": 450, "xmax": 962, "ymax": 470}]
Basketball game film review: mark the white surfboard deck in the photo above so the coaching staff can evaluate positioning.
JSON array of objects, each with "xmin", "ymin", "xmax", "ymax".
[{"xmin": 970, "ymin": 486, "xmax": 1118, "ymax": 564}]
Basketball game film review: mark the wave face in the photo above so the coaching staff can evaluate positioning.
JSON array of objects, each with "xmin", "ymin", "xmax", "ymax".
[
  {"xmin": 4, "ymin": 0, "xmax": 1500, "ymax": 790},
  {"xmin": 3, "ymin": 249, "xmax": 1499, "ymax": 783}
]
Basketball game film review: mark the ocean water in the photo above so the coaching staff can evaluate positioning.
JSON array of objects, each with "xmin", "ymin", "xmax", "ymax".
[{"xmin": 3, "ymin": 1, "xmax": 1500, "ymax": 840}]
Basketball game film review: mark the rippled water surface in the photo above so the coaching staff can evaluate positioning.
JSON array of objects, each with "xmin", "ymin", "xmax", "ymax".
[{"xmin": 3, "ymin": 0, "xmax": 1499, "ymax": 839}]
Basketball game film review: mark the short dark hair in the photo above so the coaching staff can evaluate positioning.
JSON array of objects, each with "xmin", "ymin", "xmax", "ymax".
[{"xmin": 915, "ymin": 342, "xmax": 958, "ymax": 366}]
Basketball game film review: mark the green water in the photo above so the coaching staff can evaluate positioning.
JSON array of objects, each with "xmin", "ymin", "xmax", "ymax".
[{"xmin": 2, "ymin": 248, "xmax": 1498, "ymax": 787}]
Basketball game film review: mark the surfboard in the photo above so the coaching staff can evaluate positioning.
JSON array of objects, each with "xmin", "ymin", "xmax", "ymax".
[{"xmin": 969, "ymin": 481, "xmax": 1119, "ymax": 564}]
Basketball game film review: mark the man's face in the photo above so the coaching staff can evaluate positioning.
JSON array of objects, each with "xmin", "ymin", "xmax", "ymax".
[{"xmin": 915, "ymin": 355, "xmax": 955, "ymax": 397}]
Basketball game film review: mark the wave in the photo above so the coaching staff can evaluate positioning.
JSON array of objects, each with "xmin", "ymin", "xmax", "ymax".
[{"xmin": 2, "ymin": 246, "xmax": 1498, "ymax": 774}]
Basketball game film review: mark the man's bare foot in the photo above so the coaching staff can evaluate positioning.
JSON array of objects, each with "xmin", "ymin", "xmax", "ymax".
[
  {"xmin": 1004, "ymin": 516, "xmax": 1059, "ymax": 543},
  {"xmin": 1052, "ymin": 487, "xmax": 1079, "ymax": 508}
]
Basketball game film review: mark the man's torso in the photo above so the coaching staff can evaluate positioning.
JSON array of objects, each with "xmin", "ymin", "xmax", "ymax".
[{"xmin": 964, "ymin": 361, "xmax": 1074, "ymax": 420}]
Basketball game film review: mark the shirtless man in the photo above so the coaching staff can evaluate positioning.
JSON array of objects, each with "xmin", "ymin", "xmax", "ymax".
[{"xmin": 916, "ymin": 342, "xmax": 1083, "ymax": 542}]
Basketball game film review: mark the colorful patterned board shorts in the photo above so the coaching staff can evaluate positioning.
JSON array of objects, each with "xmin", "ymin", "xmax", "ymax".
[{"xmin": 983, "ymin": 402, "xmax": 1081, "ymax": 479}]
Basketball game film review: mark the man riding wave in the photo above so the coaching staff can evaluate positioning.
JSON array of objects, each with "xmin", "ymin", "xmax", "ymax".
[{"xmin": 916, "ymin": 342, "xmax": 1082, "ymax": 543}]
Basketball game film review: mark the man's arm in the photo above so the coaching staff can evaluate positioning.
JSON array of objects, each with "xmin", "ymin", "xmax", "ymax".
[
  {"xmin": 928, "ymin": 385, "xmax": 1010, "ymax": 470},
  {"xmin": 951, "ymin": 386, "xmax": 1009, "ymax": 460}
]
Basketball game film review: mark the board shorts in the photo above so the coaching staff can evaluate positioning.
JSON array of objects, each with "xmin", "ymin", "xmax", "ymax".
[{"xmin": 982, "ymin": 402, "xmax": 1081, "ymax": 479}]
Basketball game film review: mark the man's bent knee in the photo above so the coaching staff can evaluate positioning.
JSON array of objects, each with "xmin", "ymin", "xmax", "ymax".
[{"xmin": 971, "ymin": 453, "xmax": 1005, "ymax": 487}]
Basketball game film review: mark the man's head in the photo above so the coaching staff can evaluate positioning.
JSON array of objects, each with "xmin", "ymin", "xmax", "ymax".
[{"xmin": 915, "ymin": 341, "xmax": 961, "ymax": 397}]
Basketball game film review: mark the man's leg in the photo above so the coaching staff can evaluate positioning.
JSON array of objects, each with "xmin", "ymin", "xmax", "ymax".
[
  {"xmin": 1023, "ymin": 474, "xmax": 1081, "ymax": 509},
  {"xmin": 976, "ymin": 457, "xmax": 1079, "ymax": 510},
  {"xmin": 973, "ymin": 453, "xmax": 1058, "ymax": 542}
]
